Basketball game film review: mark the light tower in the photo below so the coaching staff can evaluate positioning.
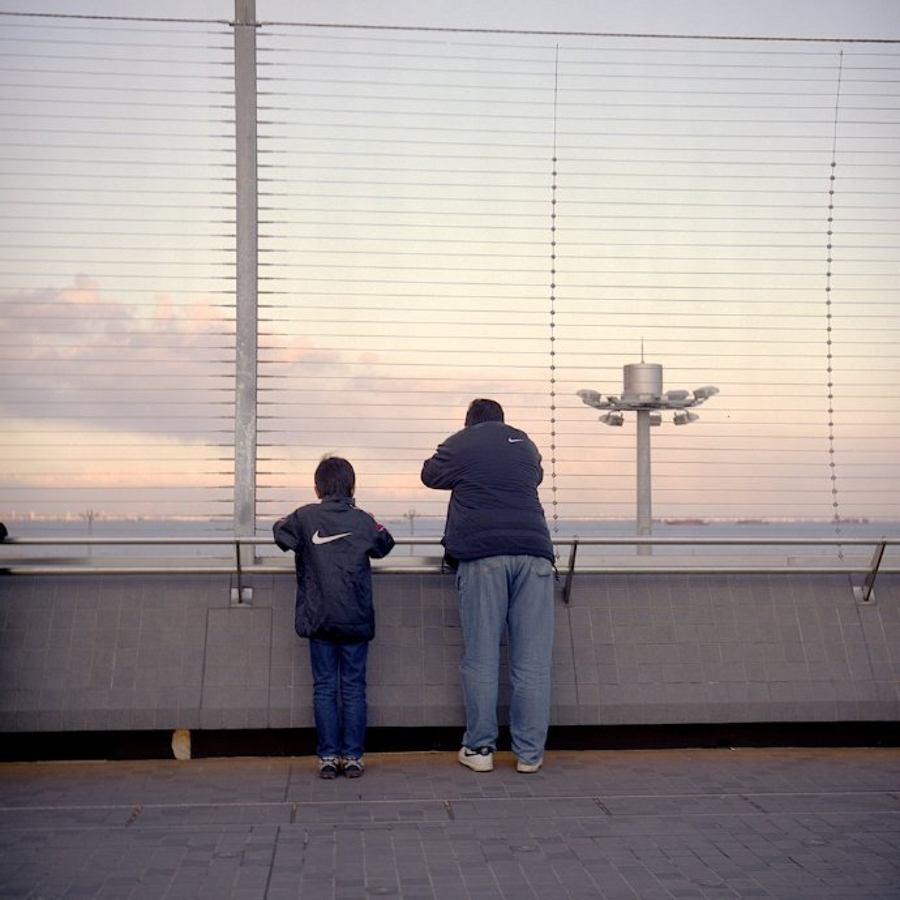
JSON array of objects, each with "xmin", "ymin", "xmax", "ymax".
[{"xmin": 578, "ymin": 354, "xmax": 719, "ymax": 555}]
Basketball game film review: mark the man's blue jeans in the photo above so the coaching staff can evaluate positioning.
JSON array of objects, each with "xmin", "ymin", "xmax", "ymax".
[
  {"xmin": 308, "ymin": 638, "xmax": 369, "ymax": 759},
  {"xmin": 456, "ymin": 555, "xmax": 554, "ymax": 765}
]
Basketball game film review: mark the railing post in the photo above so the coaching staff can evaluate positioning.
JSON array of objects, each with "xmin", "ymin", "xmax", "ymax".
[
  {"xmin": 231, "ymin": 539, "xmax": 249, "ymax": 605},
  {"xmin": 233, "ymin": 0, "xmax": 258, "ymax": 567},
  {"xmin": 562, "ymin": 539, "xmax": 579, "ymax": 605},
  {"xmin": 854, "ymin": 540, "xmax": 886, "ymax": 604}
]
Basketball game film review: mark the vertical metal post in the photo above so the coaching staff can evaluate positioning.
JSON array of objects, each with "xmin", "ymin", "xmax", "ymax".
[
  {"xmin": 636, "ymin": 408, "xmax": 652, "ymax": 556},
  {"xmin": 233, "ymin": 0, "xmax": 258, "ymax": 561},
  {"xmin": 562, "ymin": 539, "xmax": 579, "ymax": 605},
  {"xmin": 854, "ymin": 540, "xmax": 885, "ymax": 604}
]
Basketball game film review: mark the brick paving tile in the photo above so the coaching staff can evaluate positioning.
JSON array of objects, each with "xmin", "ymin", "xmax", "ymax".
[{"xmin": 0, "ymin": 748, "xmax": 898, "ymax": 899}]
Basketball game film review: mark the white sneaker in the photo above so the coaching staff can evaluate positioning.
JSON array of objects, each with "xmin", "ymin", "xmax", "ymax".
[
  {"xmin": 458, "ymin": 746, "xmax": 494, "ymax": 772},
  {"xmin": 516, "ymin": 757, "xmax": 543, "ymax": 773}
]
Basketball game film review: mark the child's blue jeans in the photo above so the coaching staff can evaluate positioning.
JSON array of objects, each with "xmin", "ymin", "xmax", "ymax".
[{"xmin": 309, "ymin": 638, "xmax": 369, "ymax": 759}]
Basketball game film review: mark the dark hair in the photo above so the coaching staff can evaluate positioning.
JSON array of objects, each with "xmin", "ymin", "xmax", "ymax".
[
  {"xmin": 314, "ymin": 456, "xmax": 355, "ymax": 498},
  {"xmin": 465, "ymin": 398, "xmax": 504, "ymax": 427}
]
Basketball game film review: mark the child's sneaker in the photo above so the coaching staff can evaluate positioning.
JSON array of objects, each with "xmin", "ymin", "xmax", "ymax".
[
  {"xmin": 342, "ymin": 757, "xmax": 364, "ymax": 778},
  {"xmin": 458, "ymin": 746, "xmax": 494, "ymax": 772},
  {"xmin": 318, "ymin": 756, "xmax": 339, "ymax": 779}
]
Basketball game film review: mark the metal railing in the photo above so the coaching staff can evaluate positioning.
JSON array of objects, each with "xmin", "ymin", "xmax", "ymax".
[{"xmin": 2, "ymin": 535, "xmax": 897, "ymax": 605}]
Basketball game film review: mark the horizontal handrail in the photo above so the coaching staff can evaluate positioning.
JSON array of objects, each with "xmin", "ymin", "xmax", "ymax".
[
  {"xmin": 2, "ymin": 536, "xmax": 897, "ymax": 583},
  {"xmin": 4, "ymin": 535, "xmax": 899, "ymax": 547},
  {"xmin": 0, "ymin": 565, "xmax": 892, "ymax": 577}
]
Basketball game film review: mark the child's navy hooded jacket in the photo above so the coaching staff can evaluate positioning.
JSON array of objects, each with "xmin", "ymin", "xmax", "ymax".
[{"xmin": 274, "ymin": 497, "xmax": 395, "ymax": 642}]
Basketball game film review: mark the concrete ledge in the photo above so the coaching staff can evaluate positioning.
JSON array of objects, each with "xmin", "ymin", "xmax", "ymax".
[{"xmin": 1, "ymin": 572, "xmax": 898, "ymax": 734}]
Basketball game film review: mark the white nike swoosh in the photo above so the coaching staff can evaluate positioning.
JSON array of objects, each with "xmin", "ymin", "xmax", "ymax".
[
  {"xmin": 508, "ymin": 437, "xmax": 525, "ymax": 443},
  {"xmin": 311, "ymin": 530, "xmax": 353, "ymax": 545}
]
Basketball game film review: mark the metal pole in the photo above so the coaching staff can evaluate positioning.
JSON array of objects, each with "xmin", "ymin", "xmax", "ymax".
[
  {"xmin": 636, "ymin": 408, "xmax": 652, "ymax": 556},
  {"xmin": 855, "ymin": 540, "xmax": 886, "ymax": 604},
  {"xmin": 233, "ymin": 0, "xmax": 258, "ymax": 562},
  {"xmin": 562, "ymin": 539, "xmax": 579, "ymax": 605}
]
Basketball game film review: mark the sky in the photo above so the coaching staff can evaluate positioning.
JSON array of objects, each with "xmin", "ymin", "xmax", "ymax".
[
  {"xmin": 296, "ymin": 0, "xmax": 899, "ymax": 40},
  {"xmin": 1, "ymin": 0, "xmax": 899, "ymax": 530},
  {"xmin": 1, "ymin": 0, "xmax": 898, "ymax": 38}
]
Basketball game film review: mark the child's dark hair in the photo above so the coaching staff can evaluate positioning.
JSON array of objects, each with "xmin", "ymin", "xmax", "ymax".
[{"xmin": 314, "ymin": 456, "xmax": 355, "ymax": 498}]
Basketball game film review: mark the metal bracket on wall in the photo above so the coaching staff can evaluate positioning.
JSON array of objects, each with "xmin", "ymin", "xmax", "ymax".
[
  {"xmin": 230, "ymin": 540, "xmax": 253, "ymax": 605},
  {"xmin": 852, "ymin": 540, "xmax": 885, "ymax": 605},
  {"xmin": 230, "ymin": 584, "xmax": 253, "ymax": 605}
]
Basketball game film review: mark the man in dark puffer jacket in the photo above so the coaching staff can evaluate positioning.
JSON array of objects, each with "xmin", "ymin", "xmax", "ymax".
[{"xmin": 421, "ymin": 399, "xmax": 554, "ymax": 774}]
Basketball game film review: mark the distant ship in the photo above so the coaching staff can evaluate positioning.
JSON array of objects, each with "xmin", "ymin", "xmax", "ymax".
[{"xmin": 663, "ymin": 518, "xmax": 708, "ymax": 525}]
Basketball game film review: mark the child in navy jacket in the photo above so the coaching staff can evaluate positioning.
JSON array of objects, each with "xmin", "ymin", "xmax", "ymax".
[{"xmin": 274, "ymin": 456, "xmax": 394, "ymax": 778}]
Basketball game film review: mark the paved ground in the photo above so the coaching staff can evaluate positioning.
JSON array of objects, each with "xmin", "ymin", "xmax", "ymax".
[{"xmin": 0, "ymin": 747, "xmax": 898, "ymax": 899}]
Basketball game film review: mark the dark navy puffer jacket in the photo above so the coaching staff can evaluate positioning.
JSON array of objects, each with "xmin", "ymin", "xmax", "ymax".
[
  {"xmin": 421, "ymin": 420, "xmax": 554, "ymax": 563},
  {"xmin": 273, "ymin": 497, "xmax": 395, "ymax": 642}
]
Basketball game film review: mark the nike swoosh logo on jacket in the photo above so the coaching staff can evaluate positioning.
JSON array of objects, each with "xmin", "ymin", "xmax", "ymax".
[{"xmin": 311, "ymin": 530, "xmax": 352, "ymax": 545}]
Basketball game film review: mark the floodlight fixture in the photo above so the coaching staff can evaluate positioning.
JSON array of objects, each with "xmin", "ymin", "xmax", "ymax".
[
  {"xmin": 576, "ymin": 389, "xmax": 605, "ymax": 407},
  {"xmin": 693, "ymin": 386, "xmax": 720, "ymax": 401},
  {"xmin": 578, "ymin": 355, "xmax": 719, "ymax": 554}
]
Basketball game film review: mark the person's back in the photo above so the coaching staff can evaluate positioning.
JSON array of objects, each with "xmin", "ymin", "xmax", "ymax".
[
  {"xmin": 275, "ymin": 493, "xmax": 392, "ymax": 642},
  {"xmin": 274, "ymin": 456, "xmax": 394, "ymax": 778},
  {"xmin": 421, "ymin": 414, "xmax": 553, "ymax": 565}
]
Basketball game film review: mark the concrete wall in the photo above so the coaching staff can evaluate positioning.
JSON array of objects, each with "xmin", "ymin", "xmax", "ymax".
[{"xmin": 1, "ymin": 572, "xmax": 898, "ymax": 733}]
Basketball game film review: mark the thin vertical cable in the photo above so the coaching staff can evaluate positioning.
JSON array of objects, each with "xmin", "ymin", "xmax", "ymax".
[
  {"xmin": 548, "ymin": 44, "xmax": 560, "ymax": 539},
  {"xmin": 824, "ymin": 50, "xmax": 844, "ymax": 557}
]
